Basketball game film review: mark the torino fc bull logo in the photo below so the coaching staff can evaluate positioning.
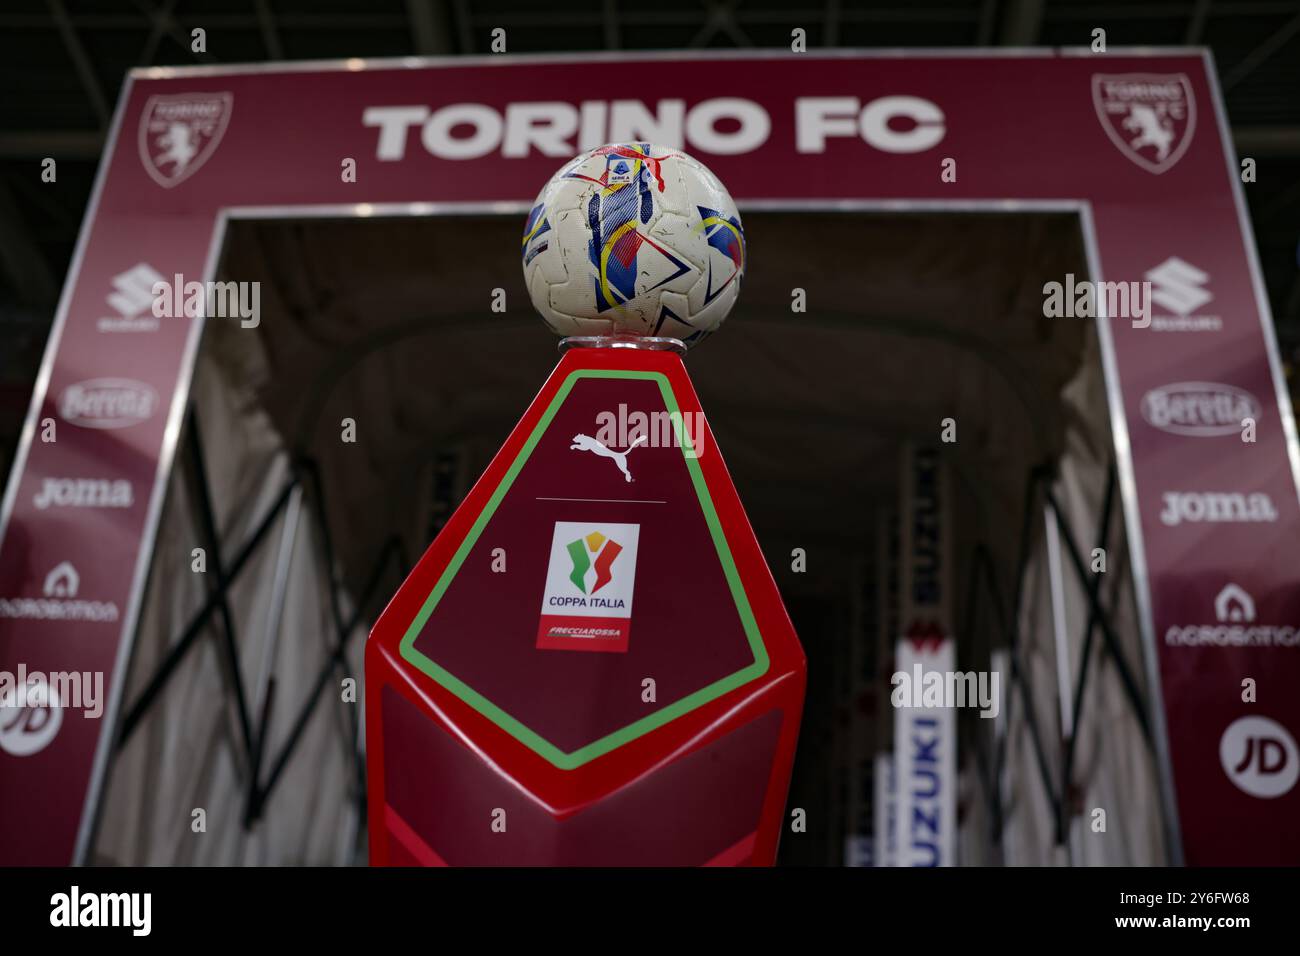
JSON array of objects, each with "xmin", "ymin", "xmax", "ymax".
[
  {"xmin": 1092, "ymin": 73, "xmax": 1196, "ymax": 175},
  {"xmin": 138, "ymin": 92, "xmax": 233, "ymax": 188}
]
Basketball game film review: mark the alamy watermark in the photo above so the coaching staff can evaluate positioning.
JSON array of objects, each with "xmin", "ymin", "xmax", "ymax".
[
  {"xmin": 891, "ymin": 665, "xmax": 1000, "ymax": 719},
  {"xmin": 0, "ymin": 667, "xmax": 104, "ymax": 758},
  {"xmin": 50, "ymin": 886, "xmax": 151, "ymax": 936},
  {"xmin": 1043, "ymin": 273, "xmax": 1152, "ymax": 328},
  {"xmin": 151, "ymin": 273, "xmax": 260, "ymax": 328},
  {"xmin": 0, "ymin": 665, "xmax": 104, "ymax": 719},
  {"xmin": 591, "ymin": 403, "xmax": 706, "ymax": 459}
]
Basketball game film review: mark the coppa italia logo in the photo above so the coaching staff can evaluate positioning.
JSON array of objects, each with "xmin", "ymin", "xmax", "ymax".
[
  {"xmin": 538, "ymin": 521, "xmax": 640, "ymax": 653},
  {"xmin": 565, "ymin": 531, "xmax": 622, "ymax": 595}
]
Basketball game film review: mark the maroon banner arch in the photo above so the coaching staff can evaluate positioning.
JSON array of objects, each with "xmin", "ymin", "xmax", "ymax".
[{"xmin": 0, "ymin": 48, "xmax": 1296, "ymax": 866}]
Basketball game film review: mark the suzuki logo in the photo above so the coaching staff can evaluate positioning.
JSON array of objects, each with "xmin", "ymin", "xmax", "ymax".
[
  {"xmin": 1220, "ymin": 716, "xmax": 1298, "ymax": 798},
  {"xmin": 1145, "ymin": 257, "xmax": 1211, "ymax": 316},
  {"xmin": 107, "ymin": 263, "xmax": 165, "ymax": 317}
]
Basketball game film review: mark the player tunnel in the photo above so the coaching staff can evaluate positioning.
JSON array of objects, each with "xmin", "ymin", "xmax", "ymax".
[{"xmin": 89, "ymin": 208, "xmax": 1167, "ymax": 866}]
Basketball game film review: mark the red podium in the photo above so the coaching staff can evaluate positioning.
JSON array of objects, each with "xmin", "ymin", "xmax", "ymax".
[{"xmin": 365, "ymin": 345, "xmax": 805, "ymax": 866}]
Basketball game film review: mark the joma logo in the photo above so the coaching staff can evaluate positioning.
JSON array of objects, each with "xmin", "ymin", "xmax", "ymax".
[
  {"xmin": 34, "ymin": 478, "xmax": 133, "ymax": 511},
  {"xmin": 1159, "ymin": 491, "xmax": 1277, "ymax": 526}
]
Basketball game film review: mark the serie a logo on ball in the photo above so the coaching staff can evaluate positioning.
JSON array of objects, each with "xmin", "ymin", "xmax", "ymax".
[{"xmin": 521, "ymin": 143, "xmax": 745, "ymax": 348}]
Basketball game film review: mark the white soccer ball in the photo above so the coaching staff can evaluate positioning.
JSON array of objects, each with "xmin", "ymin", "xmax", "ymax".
[{"xmin": 521, "ymin": 143, "xmax": 745, "ymax": 348}]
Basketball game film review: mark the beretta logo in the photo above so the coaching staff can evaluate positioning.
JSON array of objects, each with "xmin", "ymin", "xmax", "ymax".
[
  {"xmin": 59, "ymin": 378, "xmax": 158, "ymax": 429},
  {"xmin": 138, "ymin": 92, "xmax": 233, "ymax": 188},
  {"xmin": 1140, "ymin": 381, "xmax": 1260, "ymax": 436}
]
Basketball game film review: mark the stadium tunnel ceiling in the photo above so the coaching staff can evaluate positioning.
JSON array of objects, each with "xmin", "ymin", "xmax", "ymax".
[
  {"xmin": 205, "ymin": 210, "xmax": 1096, "ymax": 600},
  {"xmin": 0, "ymin": 0, "xmax": 1298, "ymax": 461}
]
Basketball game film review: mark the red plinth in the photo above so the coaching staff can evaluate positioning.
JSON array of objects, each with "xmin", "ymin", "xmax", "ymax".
[{"xmin": 365, "ymin": 346, "xmax": 805, "ymax": 866}]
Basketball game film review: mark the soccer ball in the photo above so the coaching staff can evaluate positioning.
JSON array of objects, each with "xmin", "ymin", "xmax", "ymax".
[{"xmin": 521, "ymin": 143, "xmax": 745, "ymax": 348}]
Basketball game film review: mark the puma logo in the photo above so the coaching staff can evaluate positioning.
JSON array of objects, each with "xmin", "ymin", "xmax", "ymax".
[
  {"xmin": 570, "ymin": 434, "xmax": 647, "ymax": 482},
  {"xmin": 1122, "ymin": 104, "xmax": 1174, "ymax": 160}
]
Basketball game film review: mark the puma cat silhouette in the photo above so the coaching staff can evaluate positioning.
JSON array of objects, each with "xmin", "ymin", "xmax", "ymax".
[{"xmin": 570, "ymin": 434, "xmax": 647, "ymax": 482}]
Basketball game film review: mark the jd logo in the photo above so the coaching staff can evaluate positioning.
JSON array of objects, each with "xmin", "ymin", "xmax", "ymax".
[
  {"xmin": 1220, "ymin": 715, "xmax": 1298, "ymax": 799},
  {"xmin": 566, "ymin": 531, "xmax": 622, "ymax": 594},
  {"xmin": 0, "ymin": 676, "xmax": 63, "ymax": 757}
]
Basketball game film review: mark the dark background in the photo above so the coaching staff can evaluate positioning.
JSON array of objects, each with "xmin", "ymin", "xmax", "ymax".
[
  {"xmin": 0, "ymin": 0, "xmax": 1293, "ymax": 869},
  {"xmin": 1, "ymin": 1, "xmax": 1298, "ymax": 478}
]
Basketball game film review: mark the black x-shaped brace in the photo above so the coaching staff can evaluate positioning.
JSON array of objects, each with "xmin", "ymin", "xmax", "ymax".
[
  {"xmin": 112, "ymin": 406, "xmax": 408, "ymax": 841},
  {"xmin": 961, "ymin": 460, "xmax": 1155, "ymax": 857}
]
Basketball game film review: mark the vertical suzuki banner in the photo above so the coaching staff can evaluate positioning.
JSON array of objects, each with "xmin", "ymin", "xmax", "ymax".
[
  {"xmin": 873, "ymin": 509, "xmax": 900, "ymax": 868},
  {"xmin": 0, "ymin": 50, "xmax": 1296, "ymax": 864},
  {"xmin": 844, "ymin": 553, "xmax": 875, "ymax": 868},
  {"xmin": 894, "ymin": 446, "xmax": 957, "ymax": 867}
]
